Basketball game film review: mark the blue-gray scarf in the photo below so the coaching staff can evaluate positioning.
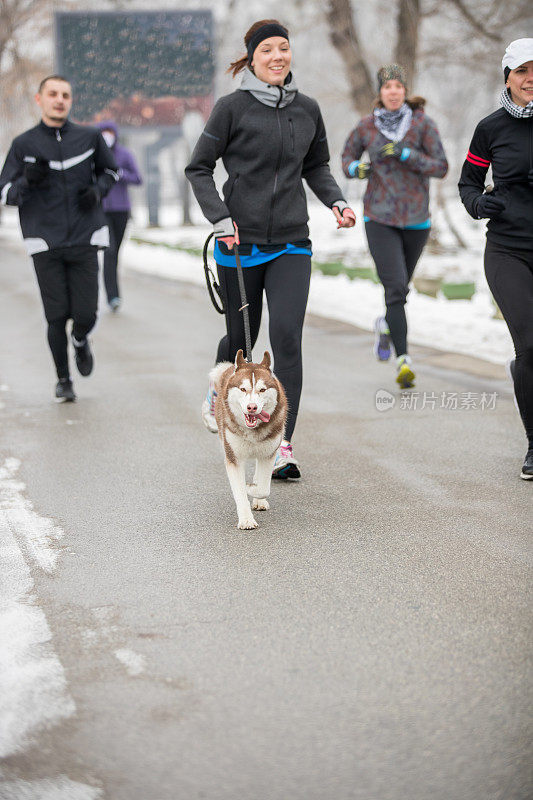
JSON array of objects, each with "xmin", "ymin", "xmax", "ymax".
[{"xmin": 373, "ymin": 103, "xmax": 412, "ymax": 141}]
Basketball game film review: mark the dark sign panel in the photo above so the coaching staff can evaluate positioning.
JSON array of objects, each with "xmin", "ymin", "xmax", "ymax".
[{"xmin": 55, "ymin": 11, "xmax": 214, "ymax": 126}]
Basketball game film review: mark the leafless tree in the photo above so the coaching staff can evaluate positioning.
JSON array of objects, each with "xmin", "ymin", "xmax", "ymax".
[
  {"xmin": 0, "ymin": 0, "xmax": 53, "ymax": 149},
  {"xmin": 394, "ymin": 0, "xmax": 421, "ymax": 88},
  {"xmin": 325, "ymin": 0, "xmax": 375, "ymax": 114},
  {"xmin": 325, "ymin": 0, "xmax": 531, "ymax": 115}
]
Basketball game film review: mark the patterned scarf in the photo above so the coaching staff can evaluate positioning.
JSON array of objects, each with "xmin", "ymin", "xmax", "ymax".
[
  {"xmin": 500, "ymin": 88, "xmax": 533, "ymax": 118},
  {"xmin": 373, "ymin": 103, "xmax": 413, "ymax": 141}
]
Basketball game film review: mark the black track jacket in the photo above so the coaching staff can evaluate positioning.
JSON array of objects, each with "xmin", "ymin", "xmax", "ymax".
[
  {"xmin": 0, "ymin": 119, "xmax": 119, "ymax": 255},
  {"xmin": 458, "ymin": 108, "xmax": 533, "ymax": 248}
]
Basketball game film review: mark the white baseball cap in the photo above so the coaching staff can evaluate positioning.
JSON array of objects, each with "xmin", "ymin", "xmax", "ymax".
[{"xmin": 502, "ymin": 38, "xmax": 533, "ymax": 71}]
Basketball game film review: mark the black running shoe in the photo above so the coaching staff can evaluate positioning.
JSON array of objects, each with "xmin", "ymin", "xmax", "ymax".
[
  {"xmin": 55, "ymin": 378, "xmax": 76, "ymax": 403},
  {"xmin": 520, "ymin": 449, "xmax": 533, "ymax": 480},
  {"xmin": 72, "ymin": 336, "xmax": 94, "ymax": 376}
]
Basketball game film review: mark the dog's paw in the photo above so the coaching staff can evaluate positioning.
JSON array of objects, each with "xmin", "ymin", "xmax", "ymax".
[
  {"xmin": 252, "ymin": 498, "xmax": 269, "ymax": 511},
  {"xmin": 237, "ymin": 515, "xmax": 258, "ymax": 530},
  {"xmin": 247, "ymin": 484, "xmax": 269, "ymax": 500}
]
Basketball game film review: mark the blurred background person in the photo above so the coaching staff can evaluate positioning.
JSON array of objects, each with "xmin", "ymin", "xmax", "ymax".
[
  {"xmin": 341, "ymin": 64, "xmax": 448, "ymax": 389},
  {"xmin": 96, "ymin": 120, "xmax": 142, "ymax": 311}
]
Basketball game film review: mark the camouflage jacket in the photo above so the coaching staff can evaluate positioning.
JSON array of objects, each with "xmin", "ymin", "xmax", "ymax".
[{"xmin": 341, "ymin": 108, "xmax": 448, "ymax": 227}]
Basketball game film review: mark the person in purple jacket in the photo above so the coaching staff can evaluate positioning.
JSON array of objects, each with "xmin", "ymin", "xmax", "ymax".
[
  {"xmin": 96, "ymin": 120, "xmax": 142, "ymax": 310},
  {"xmin": 342, "ymin": 65, "xmax": 448, "ymax": 389}
]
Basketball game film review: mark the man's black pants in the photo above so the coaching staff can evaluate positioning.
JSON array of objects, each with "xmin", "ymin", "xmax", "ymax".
[{"xmin": 32, "ymin": 245, "xmax": 99, "ymax": 380}]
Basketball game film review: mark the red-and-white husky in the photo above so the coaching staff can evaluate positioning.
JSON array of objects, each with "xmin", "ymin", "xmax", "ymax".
[{"xmin": 210, "ymin": 350, "xmax": 287, "ymax": 530}]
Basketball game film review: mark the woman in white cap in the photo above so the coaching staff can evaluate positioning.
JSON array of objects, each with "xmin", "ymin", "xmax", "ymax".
[
  {"xmin": 186, "ymin": 19, "xmax": 355, "ymax": 480},
  {"xmin": 459, "ymin": 39, "xmax": 533, "ymax": 480}
]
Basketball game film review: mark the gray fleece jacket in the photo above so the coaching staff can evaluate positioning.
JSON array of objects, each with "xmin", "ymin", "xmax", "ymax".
[{"xmin": 185, "ymin": 69, "xmax": 346, "ymax": 244}]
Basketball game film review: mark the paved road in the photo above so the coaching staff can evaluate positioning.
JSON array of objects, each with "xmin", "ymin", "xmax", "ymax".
[{"xmin": 0, "ymin": 237, "xmax": 531, "ymax": 800}]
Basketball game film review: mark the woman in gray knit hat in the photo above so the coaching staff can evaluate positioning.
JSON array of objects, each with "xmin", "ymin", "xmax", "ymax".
[{"xmin": 342, "ymin": 64, "xmax": 448, "ymax": 389}]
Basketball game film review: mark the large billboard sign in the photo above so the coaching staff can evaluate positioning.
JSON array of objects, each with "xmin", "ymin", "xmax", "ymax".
[{"xmin": 55, "ymin": 10, "xmax": 214, "ymax": 127}]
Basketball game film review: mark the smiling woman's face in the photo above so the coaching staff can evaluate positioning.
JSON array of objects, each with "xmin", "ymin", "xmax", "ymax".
[
  {"xmin": 506, "ymin": 61, "xmax": 533, "ymax": 107},
  {"xmin": 251, "ymin": 36, "xmax": 291, "ymax": 86}
]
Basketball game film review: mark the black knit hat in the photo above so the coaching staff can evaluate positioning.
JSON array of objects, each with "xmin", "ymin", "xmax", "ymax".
[
  {"xmin": 377, "ymin": 64, "xmax": 407, "ymax": 90},
  {"xmin": 247, "ymin": 23, "xmax": 289, "ymax": 64}
]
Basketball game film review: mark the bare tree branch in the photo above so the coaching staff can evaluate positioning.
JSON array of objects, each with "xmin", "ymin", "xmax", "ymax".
[
  {"xmin": 394, "ymin": 0, "xmax": 421, "ymax": 87},
  {"xmin": 445, "ymin": 0, "xmax": 503, "ymax": 42},
  {"xmin": 324, "ymin": 0, "xmax": 375, "ymax": 115}
]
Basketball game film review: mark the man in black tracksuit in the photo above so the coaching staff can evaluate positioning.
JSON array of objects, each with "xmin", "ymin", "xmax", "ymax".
[
  {"xmin": 0, "ymin": 75, "xmax": 118, "ymax": 401},
  {"xmin": 458, "ymin": 38, "xmax": 533, "ymax": 479}
]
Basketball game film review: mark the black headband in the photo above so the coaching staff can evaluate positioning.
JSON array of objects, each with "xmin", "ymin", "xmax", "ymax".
[{"xmin": 247, "ymin": 23, "xmax": 289, "ymax": 64}]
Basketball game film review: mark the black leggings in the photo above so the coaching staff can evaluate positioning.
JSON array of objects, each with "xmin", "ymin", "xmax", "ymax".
[
  {"xmin": 484, "ymin": 240, "xmax": 533, "ymax": 449},
  {"xmin": 33, "ymin": 245, "xmax": 99, "ymax": 380},
  {"xmin": 216, "ymin": 253, "xmax": 311, "ymax": 442},
  {"xmin": 103, "ymin": 211, "xmax": 129, "ymax": 302},
  {"xmin": 365, "ymin": 220, "xmax": 429, "ymax": 356}
]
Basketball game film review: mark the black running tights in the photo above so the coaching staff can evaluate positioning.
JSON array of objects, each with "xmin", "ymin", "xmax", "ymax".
[
  {"xmin": 484, "ymin": 241, "xmax": 533, "ymax": 449},
  {"xmin": 216, "ymin": 254, "xmax": 311, "ymax": 442},
  {"xmin": 103, "ymin": 211, "xmax": 129, "ymax": 302},
  {"xmin": 365, "ymin": 220, "xmax": 429, "ymax": 357}
]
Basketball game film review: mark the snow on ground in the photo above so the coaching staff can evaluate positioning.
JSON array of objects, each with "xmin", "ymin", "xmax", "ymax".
[
  {"xmin": 0, "ymin": 201, "xmax": 513, "ymax": 364},
  {"xmin": 0, "ymin": 458, "xmax": 102, "ymax": 798},
  {"xmin": 0, "ymin": 458, "xmax": 75, "ymax": 758},
  {"xmin": 0, "ymin": 777, "xmax": 103, "ymax": 800}
]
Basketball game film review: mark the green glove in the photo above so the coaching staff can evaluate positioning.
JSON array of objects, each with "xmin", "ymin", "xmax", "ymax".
[{"xmin": 380, "ymin": 142, "xmax": 410, "ymax": 161}]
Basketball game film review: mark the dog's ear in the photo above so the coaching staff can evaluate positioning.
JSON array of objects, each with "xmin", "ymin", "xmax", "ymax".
[
  {"xmin": 234, "ymin": 349, "xmax": 246, "ymax": 371},
  {"xmin": 260, "ymin": 351, "xmax": 271, "ymax": 371}
]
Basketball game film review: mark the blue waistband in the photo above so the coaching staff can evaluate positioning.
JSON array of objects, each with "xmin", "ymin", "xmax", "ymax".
[
  {"xmin": 214, "ymin": 241, "xmax": 312, "ymax": 267},
  {"xmin": 363, "ymin": 216, "xmax": 431, "ymax": 230}
]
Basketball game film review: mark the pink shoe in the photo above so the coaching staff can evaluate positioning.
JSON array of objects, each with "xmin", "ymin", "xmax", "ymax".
[{"xmin": 272, "ymin": 442, "xmax": 301, "ymax": 480}]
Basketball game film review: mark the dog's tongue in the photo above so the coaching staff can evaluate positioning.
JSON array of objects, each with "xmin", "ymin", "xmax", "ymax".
[{"xmin": 258, "ymin": 410, "xmax": 270, "ymax": 423}]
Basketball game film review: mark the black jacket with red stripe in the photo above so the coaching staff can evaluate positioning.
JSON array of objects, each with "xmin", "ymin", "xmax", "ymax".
[
  {"xmin": 458, "ymin": 107, "xmax": 533, "ymax": 248},
  {"xmin": 0, "ymin": 119, "xmax": 118, "ymax": 255}
]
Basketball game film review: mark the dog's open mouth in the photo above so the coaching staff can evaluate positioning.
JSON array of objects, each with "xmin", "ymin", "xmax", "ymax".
[{"xmin": 244, "ymin": 411, "xmax": 270, "ymax": 428}]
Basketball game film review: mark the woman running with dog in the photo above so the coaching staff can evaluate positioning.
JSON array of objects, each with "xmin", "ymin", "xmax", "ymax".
[
  {"xmin": 341, "ymin": 64, "xmax": 448, "ymax": 389},
  {"xmin": 459, "ymin": 38, "xmax": 533, "ymax": 481},
  {"xmin": 186, "ymin": 19, "xmax": 355, "ymax": 480}
]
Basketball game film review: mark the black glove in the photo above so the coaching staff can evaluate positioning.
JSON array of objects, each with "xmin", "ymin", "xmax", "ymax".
[
  {"xmin": 24, "ymin": 159, "xmax": 49, "ymax": 187},
  {"xmin": 473, "ymin": 194, "xmax": 506, "ymax": 219},
  {"xmin": 78, "ymin": 185, "xmax": 101, "ymax": 211},
  {"xmin": 379, "ymin": 142, "xmax": 404, "ymax": 159}
]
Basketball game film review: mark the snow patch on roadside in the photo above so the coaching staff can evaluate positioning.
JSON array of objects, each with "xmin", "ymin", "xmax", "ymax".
[
  {"xmin": 0, "ymin": 458, "xmax": 63, "ymax": 574},
  {"xmin": 0, "ymin": 776, "xmax": 103, "ymax": 799},
  {"xmin": 0, "ymin": 459, "xmax": 75, "ymax": 759},
  {"xmin": 115, "ymin": 648, "xmax": 146, "ymax": 676}
]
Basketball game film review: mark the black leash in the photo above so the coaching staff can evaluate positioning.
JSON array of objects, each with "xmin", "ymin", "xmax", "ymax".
[
  {"xmin": 202, "ymin": 232, "xmax": 225, "ymax": 314},
  {"xmin": 202, "ymin": 232, "xmax": 252, "ymax": 363},
  {"xmin": 233, "ymin": 243, "xmax": 252, "ymax": 363}
]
